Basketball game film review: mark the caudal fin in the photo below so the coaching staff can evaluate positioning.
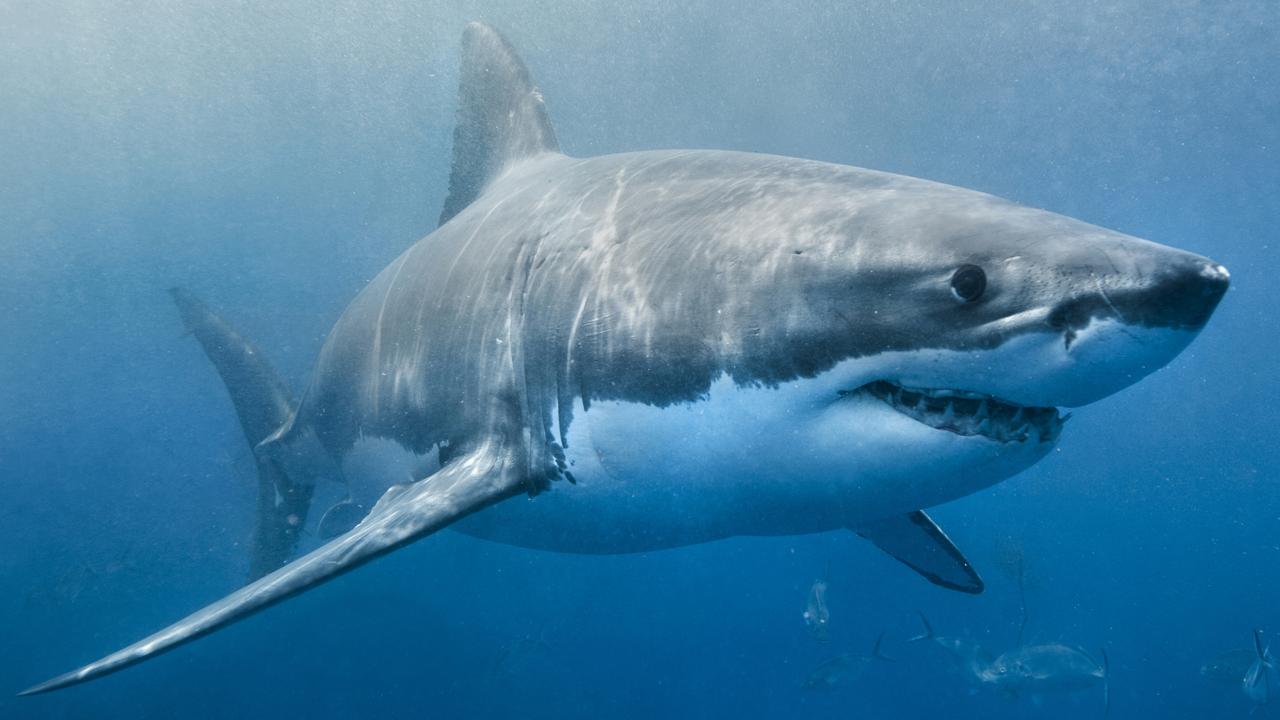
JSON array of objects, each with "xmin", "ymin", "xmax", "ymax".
[
  {"xmin": 169, "ymin": 288, "xmax": 294, "ymax": 445},
  {"xmin": 170, "ymin": 287, "xmax": 312, "ymax": 580}
]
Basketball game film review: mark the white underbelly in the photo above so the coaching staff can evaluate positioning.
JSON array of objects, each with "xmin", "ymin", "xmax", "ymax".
[
  {"xmin": 454, "ymin": 391, "xmax": 852, "ymax": 553},
  {"xmin": 453, "ymin": 371, "xmax": 1038, "ymax": 554}
]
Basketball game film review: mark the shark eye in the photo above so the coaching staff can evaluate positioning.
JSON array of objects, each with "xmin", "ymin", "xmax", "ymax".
[{"xmin": 950, "ymin": 264, "xmax": 986, "ymax": 303}]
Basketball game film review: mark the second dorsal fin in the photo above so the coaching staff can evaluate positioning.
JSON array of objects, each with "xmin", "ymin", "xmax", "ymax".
[{"xmin": 439, "ymin": 22, "xmax": 560, "ymax": 226}]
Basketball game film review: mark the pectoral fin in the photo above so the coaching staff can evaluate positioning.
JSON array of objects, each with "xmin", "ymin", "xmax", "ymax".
[
  {"xmin": 852, "ymin": 511, "xmax": 984, "ymax": 594},
  {"xmin": 19, "ymin": 445, "xmax": 525, "ymax": 696}
]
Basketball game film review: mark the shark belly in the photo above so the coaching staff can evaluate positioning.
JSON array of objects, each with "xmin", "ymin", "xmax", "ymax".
[
  {"xmin": 454, "ymin": 387, "xmax": 848, "ymax": 553},
  {"xmin": 454, "ymin": 369, "xmax": 1037, "ymax": 554}
]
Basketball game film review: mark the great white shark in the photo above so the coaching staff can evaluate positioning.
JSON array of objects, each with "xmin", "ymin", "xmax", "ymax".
[{"xmin": 21, "ymin": 22, "xmax": 1229, "ymax": 695}]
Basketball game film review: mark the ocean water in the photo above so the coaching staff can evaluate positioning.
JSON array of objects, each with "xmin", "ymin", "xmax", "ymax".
[{"xmin": 1, "ymin": 2, "xmax": 1276, "ymax": 718}]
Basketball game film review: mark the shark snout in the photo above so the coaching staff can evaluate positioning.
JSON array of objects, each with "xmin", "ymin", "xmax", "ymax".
[
  {"xmin": 1048, "ymin": 253, "xmax": 1229, "ymax": 336},
  {"xmin": 1021, "ymin": 249, "xmax": 1229, "ymax": 408},
  {"xmin": 1146, "ymin": 257, "xmax": 1230, "ymax": 329},
  {"xmin": 1117, "ymin": 254, "xmax": 1229, "ymax": 331}
]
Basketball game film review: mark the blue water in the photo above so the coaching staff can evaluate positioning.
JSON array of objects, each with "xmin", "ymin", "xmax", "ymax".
[{"xmin": 2, "ymin": 2, "xmax": 1276, "ymax": 718}]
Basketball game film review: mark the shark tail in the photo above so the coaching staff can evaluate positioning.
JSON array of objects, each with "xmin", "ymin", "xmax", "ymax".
[{"xmin": 169, "ymin": 288, "xmax": 313, "ymax": 580}]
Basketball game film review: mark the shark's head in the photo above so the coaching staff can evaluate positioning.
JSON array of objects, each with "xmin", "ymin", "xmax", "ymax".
[{"xmin": 745, "ymin": 168, "xmax": 1229, "ymax": 514}]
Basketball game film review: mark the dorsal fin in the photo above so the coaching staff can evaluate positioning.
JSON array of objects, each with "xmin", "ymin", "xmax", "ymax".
[{"xmin": 439, "ymin": 22, "xmax": 559, "ymax": 226}]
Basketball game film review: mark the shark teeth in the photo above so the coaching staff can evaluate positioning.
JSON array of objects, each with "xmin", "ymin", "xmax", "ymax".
[{"xmin": 855, "ymin": 380, "xmax": 1066, "ymax": 445}]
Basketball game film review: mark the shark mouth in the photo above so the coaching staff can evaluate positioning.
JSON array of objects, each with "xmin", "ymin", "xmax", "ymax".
[{"xmin": 847, "ymin": 380, "xmax": 1067, "ymax": 444}]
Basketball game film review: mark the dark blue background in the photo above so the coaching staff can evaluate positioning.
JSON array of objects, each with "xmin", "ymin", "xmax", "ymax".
[{"xmin": 1, "ymin": 2, "xmax": 1276, "ymax": 717}]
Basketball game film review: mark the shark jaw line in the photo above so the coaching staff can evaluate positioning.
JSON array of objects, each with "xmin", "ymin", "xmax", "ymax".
[{"xmin": 842, "ymin": 380, "xmax": 1069, "ymax": 445}]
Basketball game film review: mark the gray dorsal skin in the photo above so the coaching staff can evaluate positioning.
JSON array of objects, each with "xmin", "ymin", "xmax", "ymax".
[
  {"xmin": 22, "ymin": 22, "xmax": 1229, "ymax": 695},
  {"xmin": 438, "ymin": 22, "xmax": 558, "ymax": 225},
  {"xmin": 169, "ymin": 288, "xmax": 314, "ymax": 580},
  {"xmin": 853, "ymin": 511, "xmax": 982, "ymax": 593}
]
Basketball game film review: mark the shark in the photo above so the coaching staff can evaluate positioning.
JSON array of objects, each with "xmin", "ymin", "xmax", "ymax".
[{"xmin": 20, "ymin": 21, "xmax": 1229, "ymax": 695}]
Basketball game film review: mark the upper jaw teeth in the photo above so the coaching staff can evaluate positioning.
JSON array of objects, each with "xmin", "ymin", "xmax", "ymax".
[
  {"xmin": 907, "ymin": 388, "xmax": 990, "ymax": 400},
  {"xmin": 854, "ymin": 380, "xmax": 1066, "ymax": 444}
]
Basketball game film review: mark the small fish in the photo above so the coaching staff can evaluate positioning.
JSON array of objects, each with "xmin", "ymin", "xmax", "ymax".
[
  {"xmin": 488, "ymin": 621, "xmax": 555, "ymax": 679},
  {"xmin": 802, "ymin": 575, "xmax": 831, "ymax": 642},
  {"xmin": 1201, "ymin": 648, "xmax": 1259, "ymax": 687},
  {"xmin": 908, "ymin": 612, "xmax": 992, "ymax": 681},
  {"xmin": 802, "ymin": 632, "xmax": 894, "ymax": 691},
  {"xmin": 980, "ymin": 644, "xmax": 1108, "ymax": 717},
  {"xmin": 911, "ymin": 614, "xmax": 1107, "ymax": 716},
  {"xmin": 1243, "ymin": 629, "xmax": 1273, "ymax": 706}
]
